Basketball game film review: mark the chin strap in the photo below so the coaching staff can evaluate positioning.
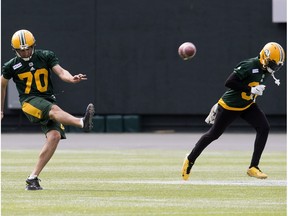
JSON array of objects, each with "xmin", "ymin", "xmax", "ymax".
[{"xmin": 271, "ymin": 72, "xmax": 280, "ymax": 86}]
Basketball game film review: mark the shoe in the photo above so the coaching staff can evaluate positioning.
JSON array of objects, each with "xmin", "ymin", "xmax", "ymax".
[
  {"xmin": 181, "ymin": 155, "xmax": 194, "ymax": 180},
  {"xmin": 26, "ymin": 177, "xmax": 43, "ymax": 190},
  {"xmin": 247, "ymin": 167, "xmax": 268, "ymax": 179},
  {"xmin": 83, "ymin": 103, "xmax": 95, "ymax": 132}
]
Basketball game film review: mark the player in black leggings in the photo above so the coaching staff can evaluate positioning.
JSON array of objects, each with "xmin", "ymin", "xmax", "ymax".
[{"xmin": 181, "ymin": 42, "xmax": 285, "ymax": 180}]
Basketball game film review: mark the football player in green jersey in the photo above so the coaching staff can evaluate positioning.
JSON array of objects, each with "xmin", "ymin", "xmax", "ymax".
[
  {"xmin": 182, "ymin": 42, "xmax": 285, "ymax": 180},
  {"xmin": 1, "ymin": 29, "xmax": 95, "ymax": 190}
]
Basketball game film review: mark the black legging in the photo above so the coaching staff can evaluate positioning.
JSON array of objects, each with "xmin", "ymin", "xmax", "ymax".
[{"xmin": 188, "ymin": 103, "xmax": 270, "ymax": 167}]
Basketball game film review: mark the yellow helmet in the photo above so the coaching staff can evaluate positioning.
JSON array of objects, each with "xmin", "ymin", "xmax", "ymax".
[
  {"xmin": 259, "ymin": 42, "xmax": 285, "ymax": 73},
  {"xmin": 11, "ymin": 29, "xmax": 36, "ymax": 50}
]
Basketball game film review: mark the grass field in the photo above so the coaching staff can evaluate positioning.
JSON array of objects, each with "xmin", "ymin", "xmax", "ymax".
[{"xmin": 1, "ymin": 148, "xmax": 286, "ymax": 216}]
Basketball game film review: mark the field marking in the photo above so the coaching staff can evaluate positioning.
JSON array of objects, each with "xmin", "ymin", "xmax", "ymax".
[{"xmin": 98, "ymin": 180, "xmax": 286, "ymax": 187}]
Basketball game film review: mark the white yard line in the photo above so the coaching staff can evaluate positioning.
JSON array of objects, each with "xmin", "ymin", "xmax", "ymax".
[{"xmin": 97, "ymin": 179, "xmax": 286, "ymax": 187}]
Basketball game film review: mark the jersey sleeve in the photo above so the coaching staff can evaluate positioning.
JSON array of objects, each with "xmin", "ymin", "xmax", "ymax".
[
  {"xmin": 42, "ymin": 50, "xmax": 59, "ymax": 68},
  {"xmin": 225, "ymin": 72, "xmax": 251, "ymax": 93},
  {"xmin": 233, "ymin": 61, "xmax": 251, "ymax": 80},
  {"xmin": 1, "ymin": 60, "xmax": 14, "ymax": 80}
]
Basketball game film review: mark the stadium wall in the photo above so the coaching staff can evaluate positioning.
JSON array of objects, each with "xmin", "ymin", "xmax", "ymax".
[{"xmin": 1, "ymin": 0, "xmax": 286, "ymax": 132}]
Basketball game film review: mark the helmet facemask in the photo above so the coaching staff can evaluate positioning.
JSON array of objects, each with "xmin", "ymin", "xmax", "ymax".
[
  {"xmin": 264, "ymin": 58, "xmax": 282, "ymax": 86},
  {"xmin": 14, "ymin": 46, "xmax": 35, "ymax": 61},
  {"xmin": 266, "ymin": 59, "xmax": 283, "ymax": 73}
]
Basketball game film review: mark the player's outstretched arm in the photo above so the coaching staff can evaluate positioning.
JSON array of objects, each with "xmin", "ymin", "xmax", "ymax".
[{"xmin": 52, "ymin": 64, "xmax": 87, "ymax": 83}]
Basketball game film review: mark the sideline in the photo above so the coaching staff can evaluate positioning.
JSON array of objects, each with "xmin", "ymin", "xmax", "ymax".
[{"xmin": 1, "ymin": 132, "xmax": 286, "ymax": 151}]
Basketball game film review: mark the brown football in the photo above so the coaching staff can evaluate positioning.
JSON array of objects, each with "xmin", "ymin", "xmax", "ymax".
[{"xmin": 178, "ymin": 42, "xmax": 197, "ymax": 60}]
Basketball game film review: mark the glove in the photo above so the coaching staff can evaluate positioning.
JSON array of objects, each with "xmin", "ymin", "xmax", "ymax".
[
  {"xmin": 205, "ymin": 103, "xmax": 218, "ymax": 125},
  {"xmin": 251, "ymin": 85, "xmax": 266, "ymax": 96}
]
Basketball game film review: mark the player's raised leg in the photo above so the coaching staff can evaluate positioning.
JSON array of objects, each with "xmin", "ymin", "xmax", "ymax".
[{"xmin": 49, "ymin": 103, "xmax": 95, "ymax": 132}]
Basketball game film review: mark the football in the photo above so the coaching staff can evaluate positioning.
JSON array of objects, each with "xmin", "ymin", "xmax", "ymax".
[{"xmin": 178, "ymin": 42, "xmax": 197, "ymax": 60}]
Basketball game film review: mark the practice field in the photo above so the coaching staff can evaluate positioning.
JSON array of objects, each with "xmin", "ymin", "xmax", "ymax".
[{"xmin": 1, "ymin": 133, "xmax": 287, "ymax": 216}]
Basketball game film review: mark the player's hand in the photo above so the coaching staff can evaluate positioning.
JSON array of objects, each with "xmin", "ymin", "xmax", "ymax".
[
  {"xmin": 251, "ymin": 85, "xmax": 266, "ymax": 96},
  {"xmin": 72, "ymin": 74, "xmax": 87, "ymax": 83}
]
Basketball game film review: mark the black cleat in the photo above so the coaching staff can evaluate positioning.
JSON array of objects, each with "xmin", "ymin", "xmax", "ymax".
[
  {"xmin": 83, "ymin": 103, "xmax": 95, "ymax": 132},
  {"xmin": 26, "ymin": 177, "xmax": 43, "ymax": 190}
]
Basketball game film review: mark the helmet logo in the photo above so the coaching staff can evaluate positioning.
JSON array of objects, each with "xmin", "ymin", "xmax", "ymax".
[{"xmin": 264, "ymin": 49, "xmax": 270, "ymax": 58}]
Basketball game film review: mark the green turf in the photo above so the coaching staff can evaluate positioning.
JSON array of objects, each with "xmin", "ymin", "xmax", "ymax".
[{"xmin": 1, "ymin": 149, "xmax": 286, "ymax": 216}]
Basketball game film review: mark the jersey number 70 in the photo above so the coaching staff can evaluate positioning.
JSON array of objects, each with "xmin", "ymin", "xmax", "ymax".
[{"xmin": 18, "ymin": 69, "xmax": 48, "ymax": 94}]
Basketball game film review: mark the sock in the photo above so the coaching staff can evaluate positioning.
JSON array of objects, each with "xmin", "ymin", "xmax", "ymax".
[
  {"xmin": 80, "ymin": 118, "xmax": 84, "ymax": 128},
  {"xmin": 28, "ymin": 175, "xmax": 38, "ymax": 180}
]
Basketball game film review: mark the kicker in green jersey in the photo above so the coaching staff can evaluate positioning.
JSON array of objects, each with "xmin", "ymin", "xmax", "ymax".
[{"xmin": 2, "ymin": 49, "xmax": 59, "ymax": 104}]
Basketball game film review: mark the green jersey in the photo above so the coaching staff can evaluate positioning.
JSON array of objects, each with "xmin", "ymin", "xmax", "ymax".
[
  {"xmin": 2, "ymin": 49, "xmax": 59, "ymax": 104},
  {"xmin": 218, "ymin": 57, "xmax": 270, "ymax": 111}
]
